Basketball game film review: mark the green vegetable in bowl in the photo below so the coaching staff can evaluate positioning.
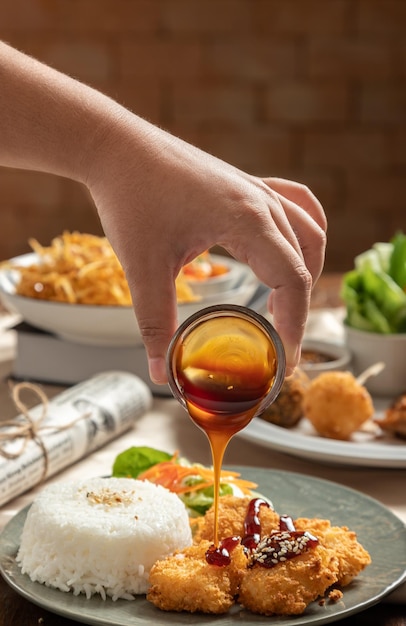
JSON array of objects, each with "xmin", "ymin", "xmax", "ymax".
[{"xmin": 341, "ymin": 231, "xmax": 406, "ymax": 334}]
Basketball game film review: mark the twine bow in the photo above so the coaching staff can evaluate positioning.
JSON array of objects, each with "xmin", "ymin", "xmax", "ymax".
[{"xmin": 0, "ymin": 381, "xmax": 87, "ymax": 482}]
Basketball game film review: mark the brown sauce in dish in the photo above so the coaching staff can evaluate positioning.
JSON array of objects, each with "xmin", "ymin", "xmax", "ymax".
[
  {"xmin": 174, "ymin": 315, "xmax": 278, "ymax": 547},
  {"xmin": 300, "ymin": 349, "xmax": 335, "ymax": 365}
]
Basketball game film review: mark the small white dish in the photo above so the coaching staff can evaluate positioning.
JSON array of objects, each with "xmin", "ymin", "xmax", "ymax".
[
  {"xmin": 300, "ymin": 339, "xmax": 352, "ymax": 379},
  {"xmin": 184, "ymin": 255, "xmax": 241, "ymax": 297},
  {"xmin": 344, "ymin": 325, "xmax": 406, "ymax": 397}
]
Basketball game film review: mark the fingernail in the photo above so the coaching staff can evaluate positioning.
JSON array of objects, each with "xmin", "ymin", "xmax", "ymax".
[
  {"xmin": 149, "ymin": 357, "xmax": 168, "ymax": 385},
  {"xmin": 284, "ymin": 343, "xmax": 301, "ymax": 375}
]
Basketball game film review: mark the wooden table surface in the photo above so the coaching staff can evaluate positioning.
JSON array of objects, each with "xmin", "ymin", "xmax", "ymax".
[{"xmin": 0, "ymin": 273, "xmax": 405, "ymax": 626}]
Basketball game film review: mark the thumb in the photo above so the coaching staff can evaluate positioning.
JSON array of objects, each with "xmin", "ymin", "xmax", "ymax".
[{"xmin": 128, "ymin": 265, "xmax": 179, "ymax": 385}]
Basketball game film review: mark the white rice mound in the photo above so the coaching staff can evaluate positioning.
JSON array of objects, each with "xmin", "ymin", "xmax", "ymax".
[{"xmin": 16, "ymin": 477, "xmax": 192, "ymax": 600}]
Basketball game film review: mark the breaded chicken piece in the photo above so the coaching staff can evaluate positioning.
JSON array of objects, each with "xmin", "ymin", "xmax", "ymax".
[
  {"xmin": 193, "ymin": 495, "xmax": 280, "ymax": 543},
  {"xmin": 294, "ymin": 517, "xmax": 371, "ymax": 586},
  {"xmin": 147, "ymin": 540, "xmax": 247, "ymax": 614},
  {"xmin": 239, "ymin": 544, "xmax": 339, "ymax": 616}
]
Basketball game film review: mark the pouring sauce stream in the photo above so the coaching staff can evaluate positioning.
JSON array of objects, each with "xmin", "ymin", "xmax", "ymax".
[{"xmin": 174, "ymin": 314, "xmax": 279, "ymax": 547}]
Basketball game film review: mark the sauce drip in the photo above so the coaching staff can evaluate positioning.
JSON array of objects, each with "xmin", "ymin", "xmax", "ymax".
[
  {"xmin": 205, "ymin": 536, "xmax": 240, "ymax": 567},
  {"xmin": 175, "ymin": 316, "xmax": 278, "ymax": 546},
  {"xmin": 241, "ymin": 497, "xmax": 270, "ymax": 550}
]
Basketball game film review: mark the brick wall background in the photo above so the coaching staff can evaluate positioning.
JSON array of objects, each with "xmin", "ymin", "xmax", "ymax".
[{"xmin": 0, "ymin": 0, "xmax": 405, "ymax": 271}]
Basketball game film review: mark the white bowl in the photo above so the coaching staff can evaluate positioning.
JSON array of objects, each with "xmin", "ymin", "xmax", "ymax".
[
  {"xmin": 0, "ymin": 255, "xmax": 259, "ymax": 347},
  {"xmin": 183, "ymin": 255, "xmax": 241, "ymax": 297},
  {"xmin": 299, "ymin": 339, "xmax": 352, "ymax": 379},
  {"xmin": 344, "ymin": 325, "xmax": 406, "ymax": 397}
]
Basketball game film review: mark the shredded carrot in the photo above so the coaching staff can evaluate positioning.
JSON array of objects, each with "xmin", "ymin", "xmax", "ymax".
[{"xmin": 138, "ymin": 452, "xmax": 257, "ymax": 495}]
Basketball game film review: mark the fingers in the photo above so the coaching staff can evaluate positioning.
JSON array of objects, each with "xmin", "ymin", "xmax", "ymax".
[
  {"xmin": 274, "ymin": 193, "xmax": 327, "ymax": 285},
  {"xmin": 261, "ymin": 177, "xmax": 327, "ymax": 286},
  {"xmin": 242, "ymin": 233, "xmax": 313, "ymax": 376},
  {"xmin": 265, "ymin": 177, "xmax": 327, "ymax": 232},
  {"xmin": 239, "ymin": 180, "xmax": 326, "ymax": 374}
]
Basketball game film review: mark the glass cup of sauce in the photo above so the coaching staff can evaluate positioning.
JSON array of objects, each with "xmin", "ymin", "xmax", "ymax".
[{"xmin": 166, "ymin": 304, "xmax": 286, "ymax": 547}]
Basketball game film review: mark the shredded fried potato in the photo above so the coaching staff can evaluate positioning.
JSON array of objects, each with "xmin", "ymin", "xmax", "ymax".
[{"xmin": 4, "ymin": 231, "xmax": 200, "ymax": 305}]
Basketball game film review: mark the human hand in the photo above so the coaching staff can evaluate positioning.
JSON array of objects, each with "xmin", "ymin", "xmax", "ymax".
[
  {"xmin": 0, "ymin": 40, "xmax": 326, "ymax": 384},
  {"xmin": 87, "ymin": 114, "xmax": 326, "ymax": 384}
]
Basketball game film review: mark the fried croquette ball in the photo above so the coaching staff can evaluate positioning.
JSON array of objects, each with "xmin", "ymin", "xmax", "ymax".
[
  {"xmin": 294, "ymin": 518, "xmax": 371, "ymax": 586},
  {"xmin": 259, "ymin": 368, "xmax": 310, "ymax": 428},
  {"xmin": 147, "ymin": 540, "xmax": 247, "ymax": 614},
  {"xmin": 303, "ymin": 371, "xmax": 374, "ymax": 440},
  {"xmin": 239, "ymin": 544, "xmax": 339, "ymax": 616},
  {"xmin": 193, "ymin": 495, "xmax": 280, "ymax": 544}
]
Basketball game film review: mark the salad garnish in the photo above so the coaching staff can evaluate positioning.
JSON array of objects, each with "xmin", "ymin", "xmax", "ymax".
[{"xmin": 112, "ymin": 446, "xmax": 259, "ymax": 517}]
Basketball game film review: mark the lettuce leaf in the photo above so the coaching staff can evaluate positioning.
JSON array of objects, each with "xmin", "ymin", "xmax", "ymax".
[
  {"xmin": 341, "ymin": 232, "xmax": 406, "ymax": 334},
  {"xmin": 112, "ymin": 446, "xmax": 172, "ymax": 478},
  {"xmin": 180, "ymin": 482, "xmax": 234, "ymax": 517},
  {"xmin": 389, "ymin": 231, "xmax": 406, "ymax": 289}
]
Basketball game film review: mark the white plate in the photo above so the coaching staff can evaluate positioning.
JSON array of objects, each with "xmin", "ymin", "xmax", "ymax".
[
  {"xmin": 0, "ymin": 254, "xmax": 258, "ymax": 347},
  {"xmin": 239, "ymin": 397, "xmax": 406, "ymax": 468},
  {"xmin": 1, "ymin": 467, "xmax": 405, "ymax": 625}
]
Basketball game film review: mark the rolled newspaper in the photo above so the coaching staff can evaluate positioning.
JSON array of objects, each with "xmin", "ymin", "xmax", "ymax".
[{"xmin": 0, "ymin": 371, "xmax": 152, "ymax": 507}]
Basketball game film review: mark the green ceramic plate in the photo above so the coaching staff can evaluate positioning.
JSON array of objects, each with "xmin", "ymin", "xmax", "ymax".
[{"xmin": 1, "ymin": 468, "xmax": 405, "ymax": 626}]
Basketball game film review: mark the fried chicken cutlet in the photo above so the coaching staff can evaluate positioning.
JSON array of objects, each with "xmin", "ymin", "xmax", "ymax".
[
  {"xmin": 147, "ymin": 540, "xmax": 246, "ymax": 614},
  {"xmin": 193, "ymin": 494, "xmax": 280, "ymax": 543},
  {"xmin": 239, "ymin": 543, "xmax": 339, "ymax": 615},
  {"xmin": 147, "ymin": 496, "xmax": 372, "ymax": 616},
  {"xmin": 294, "ymin": 517, "xmax": 371, "ymax": 586}
]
